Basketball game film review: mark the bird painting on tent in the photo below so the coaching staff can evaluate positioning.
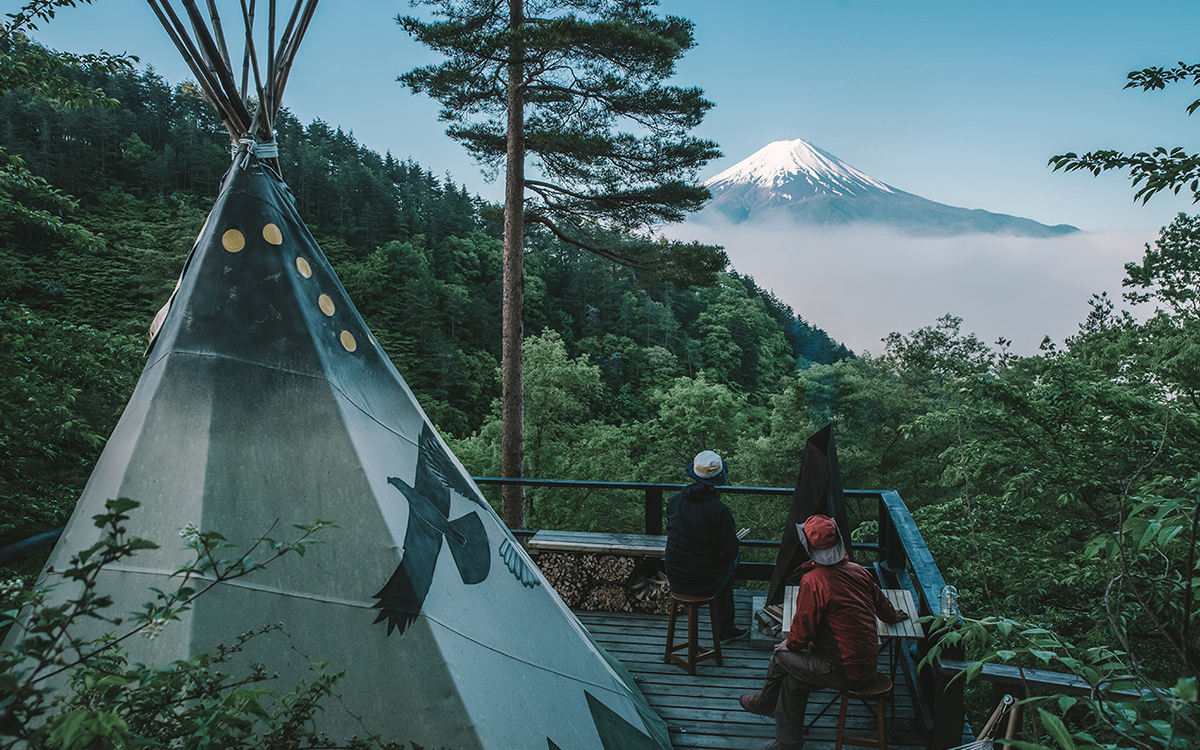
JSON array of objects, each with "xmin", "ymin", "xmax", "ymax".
[{"xmin": 372, "ymin": 424, "xmax": 503, "ymax": 636}]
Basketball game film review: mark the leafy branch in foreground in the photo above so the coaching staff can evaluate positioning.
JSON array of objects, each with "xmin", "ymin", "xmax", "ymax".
[
  {"xmin": 0, "ymin": 498, "xmax": 418, "ymax": 749},
  {"xmin": 1049, "ymin": 62, "xmax": 1200, "ymax": 205},
  {"xmin": 921, "ymin": 481, "xmax": 1199, "ymax": 750},
  {"xmin": 924, "ymin": 610, "xmax": 1197, "ymax": 750}
]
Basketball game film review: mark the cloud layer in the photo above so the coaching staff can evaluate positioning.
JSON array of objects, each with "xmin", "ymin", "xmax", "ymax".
[{"xmin": 673, "ymin": 218, "xmax": 1157, "ymax": 357}]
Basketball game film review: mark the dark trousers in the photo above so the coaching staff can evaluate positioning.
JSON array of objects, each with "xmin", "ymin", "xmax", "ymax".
[
  {"xmin": 668, "ymin": 555, "xmax": 738, "ymax": 631},
  {"xmin": 758, "ymin": 646, "xmax": 863, "ymax": 748}
]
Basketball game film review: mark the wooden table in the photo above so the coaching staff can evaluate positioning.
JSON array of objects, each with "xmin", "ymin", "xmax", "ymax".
[
  {"xmin": 880, "ymin": 589, "xmax": 923, "ymax": 734},
  {"xmin": 879, "ymin": 589, "xmax": 923, "ymax": 639},
  {"xmin": 781, "ymin": 586, "xmax": 923, "ymax": 639},
  {"xmin": 525, "ymin": 529, "xmax": 666, "ymax": 557}
]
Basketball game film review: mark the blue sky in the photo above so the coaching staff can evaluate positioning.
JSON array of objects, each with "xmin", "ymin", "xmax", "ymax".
[
  {"xmin": 26, "ymin": 0, "xmax": 1200, "ymax": 232},
  {"xmin": 676, "ymin": 0, "xmax": 1200, "ymax": 232},
  {"xmin": 22, "ymin": 0, "xmax": 1200, "ymax": 353}
]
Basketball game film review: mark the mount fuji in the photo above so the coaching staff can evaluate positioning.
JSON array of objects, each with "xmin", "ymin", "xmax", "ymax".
[{"xmin": 701, "ymin": 139, "xmax": 1078, "ymax": 238}]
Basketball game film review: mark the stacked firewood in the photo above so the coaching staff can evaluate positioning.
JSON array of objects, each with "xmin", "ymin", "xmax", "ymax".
[
  {"xmin": 535, "ymin": 552, "xmax": 640, "ymax": 611},
  {"xmin": 594, "ymin": 554, "xmax": 637, "ymax": 583},
  {"xmin": 537, "ymin": 552, "xmax": 589, "ymax": 607},
  {"xmin": 755, "ymin": 603, "xmax": 784, "ymax": 639},
  {"xmin": 581, "ymin": 584, "xmax": 629, "ymax": 612},
  {"xmin": 629, "ymin": 571, "xmax": 673, "ymax": 615}
]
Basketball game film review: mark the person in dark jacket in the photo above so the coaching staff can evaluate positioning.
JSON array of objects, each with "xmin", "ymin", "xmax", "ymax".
[
  {"xmin": 665, "ymin": 450, "xmax": 746, "ymax": 640},
  {"xmin": 738, "ymin": 514, "xmax": 910, "ymax": 750}
]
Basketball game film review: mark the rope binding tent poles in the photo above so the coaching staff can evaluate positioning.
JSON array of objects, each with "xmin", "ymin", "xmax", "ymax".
[{"xmin": 145, "ymin": 0, "xmax": 321, "ymax": 176}]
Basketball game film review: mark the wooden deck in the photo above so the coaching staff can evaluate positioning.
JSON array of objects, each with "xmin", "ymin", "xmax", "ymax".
[{"xmin": 577, "ymin": 590, "xmax": 929, "ymax": 750}]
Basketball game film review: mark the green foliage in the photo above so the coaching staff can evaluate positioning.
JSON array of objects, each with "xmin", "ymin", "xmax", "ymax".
[
  {"xmin": 909, "ymin": 213, "xmax": 1200, "ymax": 747},
  {"xmin": 1, "ymin": 2, "xmax": 134, "ymax": 107},
  {"xmin": 923, "ymin": 609, "xmax": 1198, "ymax": 749},
  {"xmin": 1117, "ymin": 214, "xmax": 1200, "ymax": 410},
  {"xmin": 0, "ymin": 304, "xmax": 143, "ymax": 545},
  {"xmin": 0, "ymin": 6, "xmax": 133, "ymax": 260},
  {"xmin": 445, "ymin": 333, "xmax": 764, "ymax": 533},
  {"xmin": 1125, "ymin": 214, "xmax": 1200, "ymax": 317},
  {"xmin": 690, "ymin": 275, "xmax": 792, "ymax": 390},
  {"xmin": 522, "ymin": 329, "xmax": 604, "ymax": 476},
  {"xmin": 0, "ymin": 499, "xmax": 421, "ymax": 749},
  {"xmin": 1049, "ymin": 62, "xmax": 1200, "ymax": 205},
  {"xmin": 635, "ymin": 374, "xmax": 751, "ymax": 481}
]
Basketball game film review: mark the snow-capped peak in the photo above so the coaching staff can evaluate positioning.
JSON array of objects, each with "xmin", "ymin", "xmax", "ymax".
[
  {"xmin": 705, "ymin": 139, "xmax": 895, "ymax": 195},
  {"xmin": 699, "ymin": 138, "xmax": 1079, "ymax": 237}
]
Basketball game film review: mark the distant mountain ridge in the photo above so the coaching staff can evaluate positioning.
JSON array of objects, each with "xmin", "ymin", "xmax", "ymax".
[{"xmin": 702, "ymin": 139, "xmax": 1078, "ymax": 238}]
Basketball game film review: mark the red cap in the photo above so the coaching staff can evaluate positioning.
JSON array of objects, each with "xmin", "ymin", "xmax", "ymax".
[{"xmin": 803, "ymin": 515, "xmax": 840, "ymax": 551}]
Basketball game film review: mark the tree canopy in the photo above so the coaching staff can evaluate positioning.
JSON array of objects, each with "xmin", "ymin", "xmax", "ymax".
[
  {"xmin": 0, "ymin": 0, "xmax": 132, "ymax": 248},
  {"xmin": 399, "ymin": 0, "xmax": 725, "ymax": 282}
]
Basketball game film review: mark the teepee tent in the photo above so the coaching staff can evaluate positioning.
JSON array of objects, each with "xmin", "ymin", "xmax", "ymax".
[{"xmin": 24, "ymin": 3, "xmax": 672, "ymax": 748}]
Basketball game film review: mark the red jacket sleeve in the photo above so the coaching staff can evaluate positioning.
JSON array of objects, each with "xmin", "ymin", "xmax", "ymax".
[{"xmin": 786, "ymin": 573, "xmax": 823, "ymax": 649}]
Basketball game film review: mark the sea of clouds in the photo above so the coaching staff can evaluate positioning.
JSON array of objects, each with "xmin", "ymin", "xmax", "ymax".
[{"xmin": 672, "ymin": 217, "xmax": 1158, "ymax": 357}]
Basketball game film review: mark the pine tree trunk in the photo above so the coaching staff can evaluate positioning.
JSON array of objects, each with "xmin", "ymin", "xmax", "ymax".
[{"xmin": 500, "ymin": 0, "xmax": 527, "ymax": 530}]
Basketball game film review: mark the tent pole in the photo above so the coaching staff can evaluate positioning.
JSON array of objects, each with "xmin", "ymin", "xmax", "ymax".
[
  {"xmin": 146, "ymin": 0, "xmax": 239, "ymax": 141},
  {"xmin": 179, "ymin": 0, "xmax": 253, "ymax": 131},
  {"xmin": 271, "ymin": 0, "xmax": 319, "ymax": 111},
  {"xmin": 204, "ymin": 0, "xmax": 232, "ymax": 74},
  {"xmin": 238, "ymin": 0, "xmax": 265, "ymax": 121}
]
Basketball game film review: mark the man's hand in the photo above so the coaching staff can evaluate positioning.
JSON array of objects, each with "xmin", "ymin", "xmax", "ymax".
[
  {"xmin": 772, "ymin": 639, "xmax": 790, "ymax": 655},
  {"xmin": 893, "ymin": 610, "xmax": 910, "ymax": 622}
]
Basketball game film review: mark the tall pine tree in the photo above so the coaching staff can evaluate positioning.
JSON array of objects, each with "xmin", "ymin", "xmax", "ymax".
[{"xmin": 399, "ymin": 0, "xmax": 726, "ymax": 528}]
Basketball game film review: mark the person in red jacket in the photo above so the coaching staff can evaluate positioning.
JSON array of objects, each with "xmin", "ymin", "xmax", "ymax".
[{"xmin": 739, "ymin": 514, "xmax": 910, "ymax": 750}]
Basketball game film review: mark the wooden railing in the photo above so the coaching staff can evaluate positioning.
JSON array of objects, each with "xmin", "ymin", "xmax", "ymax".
[{"xmin": 473, "ymin": 477, "xmax": 966, "ymax": 750}]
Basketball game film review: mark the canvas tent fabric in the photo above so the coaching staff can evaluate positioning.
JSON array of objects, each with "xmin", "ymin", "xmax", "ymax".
[
  {"xmin": 26, "ymin": 151, "xmax": 671, "ymax": 750},
  {"xmin": 766, "ymin": 423, "xmax": 853, "ymax": 606}
]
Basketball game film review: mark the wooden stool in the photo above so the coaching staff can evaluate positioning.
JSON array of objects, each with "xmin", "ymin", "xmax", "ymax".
[
  {"xmin": 663, "ymin": 591, "xmax": 723, "ymax": 675},
  {"xmin": 835, "ymin": 673, "xmax": 892, "ymax": 750}
]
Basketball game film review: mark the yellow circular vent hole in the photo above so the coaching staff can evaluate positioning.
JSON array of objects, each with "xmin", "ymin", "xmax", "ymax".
[
  {"xmin": 318, "ymin": 294, "xmax": 335, "ymax": 316},
  {"xmin": 263, "ymin": 223, "xmax": 283, "ymax": 245},
  {"xmin": 295, "ymin": 257, "xmax": 312, "ymax": 278},
  {"xmin": 222, "ymin": 229, "xmax": 245, "ymax": 253},
  {"xmin": 340, "ymin": 331, "xmax": 357, "ymax": 352}
]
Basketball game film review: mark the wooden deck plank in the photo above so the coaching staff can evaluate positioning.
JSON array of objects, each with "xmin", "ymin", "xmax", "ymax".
[{"xmin": 578, "ymin": 590, "xmax": 928, "ymax": 750}]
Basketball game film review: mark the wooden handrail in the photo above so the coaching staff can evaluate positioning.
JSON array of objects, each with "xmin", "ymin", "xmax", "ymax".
[
  {"xmin": 471, "ymin": 478, "xmax": 948, "ymax": 600},
  {"xmin": 938, "ymin": 658, "xmax": 1151, "ymax": 700}
]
